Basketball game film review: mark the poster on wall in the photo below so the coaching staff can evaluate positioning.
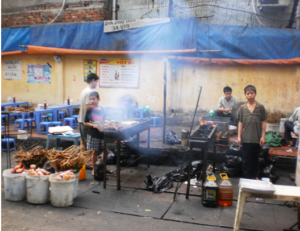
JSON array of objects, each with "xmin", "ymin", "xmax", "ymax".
[
  {"xmin": 4, "ymin": 60, "xmax": 22, "ymax": 80},
  {"xmin": 99, "ymin": 58, "xmax": 139, "ymax": 88},
  {"xmin": 27, "ymin": 64, "xmax": 51, "ymax": 84},
  {"xmin": 296, "ymin": 116, "xmax": 300, "ymax": 186},
  {"xmin": 84, "ymin": 60, "xmax": 97, "ymax": 82}
]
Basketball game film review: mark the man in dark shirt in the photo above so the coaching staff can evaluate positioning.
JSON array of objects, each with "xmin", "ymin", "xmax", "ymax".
[
  {"xmin": 237, "ymin": 85, "xmax": 267, "ymax": 179},
  {"xmin": 83, "ymin": 92, "xmax": 105, "ymax": 175}
]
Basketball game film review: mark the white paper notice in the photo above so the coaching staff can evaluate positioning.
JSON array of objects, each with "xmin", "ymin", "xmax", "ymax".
[{"xmin": 4, "ymin": 60, "xmax": 22, "ymax": 80}]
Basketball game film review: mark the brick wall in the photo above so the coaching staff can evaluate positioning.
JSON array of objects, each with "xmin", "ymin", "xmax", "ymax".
[{"xmin": 2, "ymin": 2, "xmax": 111, "ymax": 28}]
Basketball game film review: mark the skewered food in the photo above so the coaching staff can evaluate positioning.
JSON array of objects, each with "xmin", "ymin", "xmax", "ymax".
[{"xmin": 14, "ymin": 145, "xmax": 48, "ymax": 169}]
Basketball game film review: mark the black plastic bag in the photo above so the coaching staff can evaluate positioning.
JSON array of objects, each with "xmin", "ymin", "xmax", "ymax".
[
  {"xmin": 221, "ymin": 163, "xmax": 242, "ymax": 177},
  {"xmin": 166, "ymin": 131, "xmax": 181, "ymax": 145},
  {"xmin": 261, "ymin": 164, "xmax": 279, "ymax": 183},
  {"xmin": 120, "ymin": 154, "xmax": 139, "ymax": 167},
  {"xmin": 224, "ymin": 155, "xmax": 242, "ymax": 168},
  {"xmin": 183, "ymin": 160, "xmax": 203, "ymax": 177},
  {"xmin": 144, "ymin": 175, "xmax": 173, "ymax": 193},
  {"xmin": 165, "ymin": 169, "xmax": 187, "ymax": 182},
  {"xmin": 100, "ymin": 150, "xmax": 116, "ymax": 165},
  {"xmin": 227, "ymin": 143, "xmax": 242, "ymax": 156}
]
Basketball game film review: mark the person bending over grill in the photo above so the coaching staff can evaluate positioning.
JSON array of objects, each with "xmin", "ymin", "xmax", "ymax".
[
  {"xmin": 284, "ymin": 106, "xmax": 300, "ymax": 146},
  {"xmin": 237, "ymin": 85, "xmax": 266, "ymax": 179},
  {"xmin": 216, "ymin": 86, "xmax": 239, "ymax": 122},
  {"xmin": 83, "ymin": 92, "xmax": 105, "ymax": 176}
]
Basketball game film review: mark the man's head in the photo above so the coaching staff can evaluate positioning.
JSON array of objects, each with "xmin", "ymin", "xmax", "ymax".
[
  {"xmin": 223, "ymin": 86, "xmax": 232, "ymax": 101},
  {"xmin": 87, "ymin": 73, "xmax": 99, "ymax": 89},
  {"xmin": 89, "ymin": 91, "xmax": 100, "ymax": 106},
  {"xmin": 244, "ymin": 85, "xmax": 257, "ymax": 101}
]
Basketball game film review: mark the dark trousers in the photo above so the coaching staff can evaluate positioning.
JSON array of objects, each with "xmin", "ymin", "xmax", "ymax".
[
  {"xmin": 241, "ymin": 143, "xmax": 260, "ymax": 179},
  {"xmin": 284, "ymin": 121, "xmax": 294, "ymax": 140}
]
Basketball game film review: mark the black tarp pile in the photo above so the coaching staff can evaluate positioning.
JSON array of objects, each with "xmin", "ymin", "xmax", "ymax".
[
  {"xmin": 197, "ymin": 124, "xmax": 213, "ymax": 139},
  {"xmin": 258, "ymin": 143, "xmax": 279, "ymax": 183},
  {"xmin": 166, "ymin": 131, "xmax": 181, "ymax": 145},
  {"xmin": 119, "ymin": 136, "xmax": 140, "ymax": 167},
  {"xmin": 144, "ymin": 160, "xmax": 203, "ymax": 193},
  {"xmin": 100, "ymin": 150, "xmax": 116, "ymax": 165},
  {"xmin": 221, "ymin": 155, "xmax": 243, "ymax": 177}
]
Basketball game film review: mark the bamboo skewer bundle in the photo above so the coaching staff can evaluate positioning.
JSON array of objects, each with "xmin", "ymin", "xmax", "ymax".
[
  {"xmin": 14, "ymin": 145, "xmax": 48, "ymax": 168},
  {"xmin": 266, "ymin": 110, "xmax": 286, "ymax": 124},
  {"xmin": 47, "ymin": 145, "xmax": 94, "ymax": 171}
]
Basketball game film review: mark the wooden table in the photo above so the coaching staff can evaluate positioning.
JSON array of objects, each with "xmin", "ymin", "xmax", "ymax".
[{"xmin": 234, "ymin": 185, "xmax": 300, "ymax": 231}]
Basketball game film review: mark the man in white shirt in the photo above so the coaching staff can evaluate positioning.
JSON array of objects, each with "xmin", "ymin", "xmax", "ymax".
[
  {"xmin": 284, "ymin": 106, "xmax": 300, "ymax": 146},
  {"xmin": 216, "ymin": 86, "xmax": 239, "ymax": 122},
  {"xmin": 79, "ymin": 73, "xmax": 99, "ymax": 150}
]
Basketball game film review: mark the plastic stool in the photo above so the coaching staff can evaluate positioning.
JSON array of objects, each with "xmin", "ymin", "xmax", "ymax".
[
  {"xmin": 41, "ymin": 115, "xmax": 49, "ymax": 122},
  {"xmin": 1, "ymin": 138, "xmax": 16, "ymax": 151},
  {"xmin": 59, "ymin": 111, "xmax": 67, "ymax": 121},
  {"xmin": 14, "ymin": 119, "xmax": 28, "ymax": 130},
  {"xmin": 1, "ymin": 126, "xmax": 6, "ymax": 138},
  {"xmin": 20, "ymin": 113, "xmax": 29, "ymax": 120},
  {"xmin": 71, "ymin": 115, "xmax": 79, "ymax": 126},
  {"xmin": 47, "ymin": 113, "xmax": 53, "ymax": 122},
  {"xmin": 150, "ymin": 117, "xmax": 162, "ymax": 127},
  {"xmin": 63, "ymin": 117, "xmax": 76, "ymax": 129},
  {"xmin": 9, "ymin": 113, "xmax": 20, "ymax": 123},
  {"xmin": 52, "ymin": 121, "xmax": 62, "ymax": 127},
  {"xmin": 39, "ymin": 122, "xmax": 53, "ymax": 134}
]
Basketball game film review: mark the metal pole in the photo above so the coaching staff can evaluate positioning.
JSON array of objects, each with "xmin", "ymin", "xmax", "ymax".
[
  {"xmin": 163, "ymin": 61, "xmax": 167, "ymax": 143},
  {"xmin": 168, "ymin": 0, "xmax": 173, "ymax": 17},
  {"xmin": 112, "ymin": 0, "xmax": 117, "ymax": 20}
]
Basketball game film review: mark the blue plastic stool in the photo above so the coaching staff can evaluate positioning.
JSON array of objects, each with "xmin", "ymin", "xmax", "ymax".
[
  {"xmin": 59, "ymin": 111, "xmax": 67, "ymax": 121},
  {"xmin": 1, "ymin": 126, "xmax": 6, "ymax": 138},
  {"xmin": 20, "ymin": 113, "xmax": 29, "ymax": 120},
  {"xmin": 39, "ymin": 122, "xmax": 53, "ymax": 134},
  {"xmin": 52, "ymin": 121, "xmax": 62, "ymax": 126},
  {"xmin": 14, "ymin": 119, "xmax": 28, "ymax": 130},
  {"xmin": 71, "ymin": 115, "xmax": 79, "ymax": 126},
  {"xmin": 150, "ymin": 117, "xmax": 162, "ymax": 127},
  {"xmin": 47, "ymin": 113, "xmax": 53, "ymax": 122},
  {"xmin": 1, "ymin": 138, "xmax": 16, "ymax": 151},
  {"xmin": 26, "ymin": 113, "xmax": 36, "ymax": 129},
  {"xmin": 9, "ymin": 113, "xmax": 20, "ymax": 123},
  {"xmin": 41, "ymin": 115, "xmax": 49, "ymax": 122},
  {"xmin": 63, "ymin": 117, "xmax": 76, "ymax": 129}
]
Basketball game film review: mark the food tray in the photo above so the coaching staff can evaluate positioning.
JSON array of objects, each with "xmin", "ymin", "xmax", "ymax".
[{"xmin": 238, "ymin": 178, "xmax": 275, "ymax": 194}]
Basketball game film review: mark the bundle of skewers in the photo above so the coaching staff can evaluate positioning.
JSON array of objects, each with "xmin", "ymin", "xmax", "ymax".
[
  {"xmin": 8, "ymin": 107, "xmax": 35, "ymax": 112},
  {"xmin": 47, "ymin": 145, "xmax": 94, "ymax": 171},
  {"xmin": 14, "ymin": 144, "xmax": 48, "ymax": 169},
  {"xmin": 93, "ymin": 120, "xmax": 139, "ymax": 132}
]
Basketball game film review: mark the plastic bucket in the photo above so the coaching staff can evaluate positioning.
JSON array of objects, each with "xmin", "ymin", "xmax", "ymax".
[
  {"xmin": 73, "ymin": 172, "xmax": 79, "ymax": 199},
  {"xmin": 49, "ymin": 174, "xmax": 75, "ymax": 207},
  {"xmin": 3, "ymin": 169, "xmax": 27, "ymax": 201},
  {"xmin": 79, "ymin": 165, "xmax": 86, "ymax": 181},
  {"xmin": 279, "ymin": 118, "xmax": 288, "ymax": 133},
  {"xmin": 266, "ymin": 123, "xmax": 279, "ymax": 132},
  {"xmin": 26, "ymin": 174, "xmax": 50, "ymax": 204}
]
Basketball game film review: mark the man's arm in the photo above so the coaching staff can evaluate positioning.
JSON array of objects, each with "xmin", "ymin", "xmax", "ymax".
[
  {"xmin": 260, "ymin": 121, "xmax": 266, "ymax": 146},
  {"xmin": 237, "ymin": 121, "xmax": 243, "ymax": 147},
  {"xmin": 217, "ymin": 98, "xmax": 230, "ymax": 112}
]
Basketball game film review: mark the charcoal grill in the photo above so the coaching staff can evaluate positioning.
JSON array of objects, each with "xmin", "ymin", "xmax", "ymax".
[
  {"xmin": 101, "ymin": 118, "xmax": 152, "ymax": 190},
  {"xmin": 186, "ymin": 125, "xmax": 217, "ymax": 199}
]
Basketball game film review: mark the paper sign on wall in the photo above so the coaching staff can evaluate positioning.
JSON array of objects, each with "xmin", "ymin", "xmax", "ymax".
[
  {"xmin": 99, "ymin": 58, "xmax": 139, "ymax": 88},
  {"xmin": 4, "ymin": 60, "xmax": 22, "ymax": 80},
  {"xmin": 27, "ymin": 64, "xmax": 51, "ymax": 84},
  {"xmin": 84, "ymin": 60, "xmax": 97, "ymax": 82}
]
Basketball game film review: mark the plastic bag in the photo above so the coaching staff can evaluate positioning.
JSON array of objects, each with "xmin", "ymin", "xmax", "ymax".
[
  {"xmin": 144, "ymin": 175, "xmax": 173, "ymax": 193},
  {"xmin": 227, "ymin": 143, "xmax": 242, "ymax": 156},
  {"xmin": 183, "ymin": 160, "xmax": 203, "ymax": 177},
  {"xmin": 120, "ymin": 155, "xmax": 139, "ymax": 167},
  {"xmin": 224, "ymin": 155, "xmax": 242, "ymax": 168},
  {"xmin": 221, "ymin": 163, "xmax": 242, "ymax": 177},
  {"xmin": 165, "ymin": 169, "xmax": 187, "ymax": 182},
  {"xmin": 166, "ymin": 131, "xmax": 181, "ymax": 145},
  {"xmin": 261, "ymin": 164, "xmax": 279, "ymax": 183},
  {"xmin": 100, "ymin": 150, "xmax": 116, "ymax": 165}
]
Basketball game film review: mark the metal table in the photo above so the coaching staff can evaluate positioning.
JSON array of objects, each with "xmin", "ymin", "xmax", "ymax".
[
  {"xmin": 34, "ymin": 109, "xmax": 54, "ymax": 134},
  {"xmin": 186, "ymin": 125, "xmax": 217, "ymax": 199},
  {"xmin": 1, "ymin": 101, "xmax": 29, "ymax": 110},
  {"xmin": 48, "ymin": 104, "xmax": 80, "ymax": 121},
  {"xmin": 102, "ymin": 118, "xmax": 151, "ymax": 190}
]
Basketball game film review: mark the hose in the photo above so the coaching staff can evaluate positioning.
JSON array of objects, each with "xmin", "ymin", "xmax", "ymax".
[{"xmin": 48, "ymin": 0, "xmax": 66, "ymax": 24}]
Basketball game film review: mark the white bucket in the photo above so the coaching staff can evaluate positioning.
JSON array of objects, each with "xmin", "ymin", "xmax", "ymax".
[
  {"xmin": 73, "ymin": 172, "xmax": 79, "ymax": 199},
  {"xmin": 17, "ymin": 130, "xmax": 28, "ymax": 140},
  {"xmin": 3, "ymin": 169, "xmax": 27, "ymax": 201},
  {"xmin": 26, "ymin": 174, "xmax": 50, "ymax": 204},
  {"xmin": 266, "ymin": 123, "xmax": 279, "ymax": 132},
  {"xmin": 279, "ymin": 118, "xmax": 288, "ymax": 133},
  {"xmin": 49, "ymin": 174, "xmax": 75, "ymax": 207}
]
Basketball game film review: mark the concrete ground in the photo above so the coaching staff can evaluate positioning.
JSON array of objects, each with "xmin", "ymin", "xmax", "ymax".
[{"xmin": 1, "ymin": 149, "xmax": 298, "ymax": 231}]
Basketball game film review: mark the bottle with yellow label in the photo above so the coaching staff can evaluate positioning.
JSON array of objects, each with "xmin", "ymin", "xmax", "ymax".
[
  {"xmin": 218, "ymin": 173, "xmax": 233, "ymax": 206},
  {"xmin": 202, "ymin": 174, "xmax": 219, "ymax": 207}
]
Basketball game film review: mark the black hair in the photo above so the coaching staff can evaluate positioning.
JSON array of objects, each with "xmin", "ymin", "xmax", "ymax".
[
  {"xmin": 223, "ymin": 86, "xmax": 232, "ymax": 93},
  {"xmin": 244, "ymin": 85, "xmax": 257, "ymax": 94},
  {"xmin": 89, "ymin": 91, "xmax": 100, "ymax": 99},
  {"xmin": 86, "ymin": 73, "xmax": 99, "ymax": 83}
]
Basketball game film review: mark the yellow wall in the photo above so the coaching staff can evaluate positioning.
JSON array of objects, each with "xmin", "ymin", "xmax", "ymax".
[{"xmin": 1, "ymin": 54, "xmax": 299, "ymax": 116}]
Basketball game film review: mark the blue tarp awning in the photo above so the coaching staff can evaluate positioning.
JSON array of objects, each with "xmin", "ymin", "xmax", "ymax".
[{"xmin": 1, "ymin": 27, "xmax": 30, "ymax": 52}]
